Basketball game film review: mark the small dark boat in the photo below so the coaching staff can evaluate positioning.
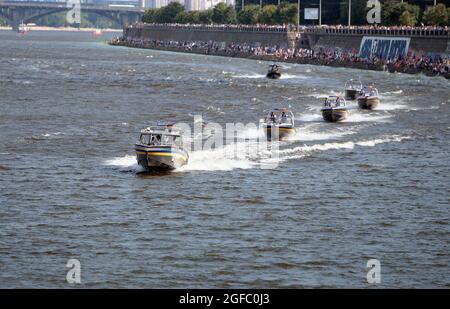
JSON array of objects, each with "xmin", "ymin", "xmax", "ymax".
[
  {"xmin": 135, "ymin": 124, "xmax": 188, "ymax": 171},
  {"xmin": 321, "ymin": 96, "xmax": 349, "ymax": 123},
  {"xmin": 266, "ymin": 64, "xmax": 281, "ymax": 79},
  {"xmin": 357, "ymin": 86, "xmax": 380, "ymax": 110},
  {"xmin": 344, "ymin": 79, "xmax": 363, "ymax": 100},
  {"xmin": 261, "ymin": 108, "xmax": 295, "ymax": 141}
]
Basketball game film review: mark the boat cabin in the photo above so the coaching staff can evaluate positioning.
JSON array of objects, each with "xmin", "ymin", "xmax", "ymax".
[
  {"xmin": 139, "ymin": 125, "xmax": 184, "ymax": 148},
  {"xmin": 264, "ymin": 108, "xmax": 295, "ymax": 126},
  {"xmin": 360, "ymin": 86, "xmax": 379, "ymax": 97},
  {"xmin": 345, "ymin": 79, "xmax": 362, "ymax": 90},
  {"xmin": 324, "ymin": 96, "xmax": 347, "ymax": 108}
]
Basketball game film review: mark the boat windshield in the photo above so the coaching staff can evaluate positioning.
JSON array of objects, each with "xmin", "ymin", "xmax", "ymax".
[
  {"xmin": 324, "ymin": 97, "xmax": 346, "ymax": 107},
  {"xmin": 368, "ymin": 88, "xmax": 379, "ymax": 96},
  {"xmin": 345, "ymin": 79, "xmax": 362, "ymax": 90},
  {"xmin": 265, "ymin": 109, "xmax": 294, "ymax": 125},
  {"xmin": 140, "ymin": 133, "xmax": 183, "ymax": 147}
]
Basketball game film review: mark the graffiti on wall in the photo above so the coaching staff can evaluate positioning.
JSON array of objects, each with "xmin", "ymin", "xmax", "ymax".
[{"xmin": 359, "ymin": 37, "xmax": 411, "ymax": 60}]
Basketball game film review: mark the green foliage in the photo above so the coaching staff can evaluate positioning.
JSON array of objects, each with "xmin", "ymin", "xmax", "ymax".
[
  {"xmin": 0, "ymin": 16, "xmax": 8, "ymax": 26},
  {"xmin": 212, "ymin": 3, "xmax": 236, "ymax": 24},
  {"xmin": 259, "ymin": 5, "xmax": 277, "ymax": 25},
  {"xmin": 155, "ymin": 2, "xmax": 185, "ymax": 23},
  {"xmin": 399, "ymin": 11, "xmax": 416, "ymax": 27},
  {"xmin": 423, "ymin": 4, "xmax": 448, "ymax": 26},
  {"xmin": 275, "ymin": 3, "xmax": 298, "ymax": 25},
  {"xmin": 382, "ymin": 2, "xmax": 420, "ymax": 26},
  {"xmin": 198, "ymin": 9, "xmax": 213, "ymax": 24},
  {"xmin": 142, "ymin": 9, "xmax": 158, "ymax": 23},
  {"xmin": 175, "ymin": 11, "xmax": 200, "ymax": 24},
  {"xmin": 237, "ymin": 5, "xmax": 260, "ymax": 25},
  {"xmin": 236, "ymin": 3, "xmax": 297, "ymax": 25},
  {"xmin": 140, "ymin": 1, "xmax": 449, "ymax": 27}
]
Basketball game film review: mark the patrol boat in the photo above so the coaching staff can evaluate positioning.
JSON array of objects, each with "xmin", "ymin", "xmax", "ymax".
[
  {"xmin": 344, "ymin": 79, "xmax": 363, "ymax": 100},
  {"xmin": 357, "ymin": 86, "xmax": 380, "ymax": 110},
  {"xmin": 321, "ymin": 96, "xmax": 349, "ymax": 123},
  {"xmin": 135, "ymin": 124, "xmax": 188, "ymax": 171},
  {"xmin": 18, "ymin": 21, "xmax": 30, "ymax": 35},
  {"xmin": 261, "ymin": 108, "xmax": 295, "ymax": 140},
  {"xmin": 266, "ymin": 64, "xmax": 281, "ymax": 79}
]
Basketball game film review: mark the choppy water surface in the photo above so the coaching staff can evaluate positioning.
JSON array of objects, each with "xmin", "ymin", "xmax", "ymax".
[{"xmin": 0, "ymin": 31, "xmax": 449, "ymax": 288}]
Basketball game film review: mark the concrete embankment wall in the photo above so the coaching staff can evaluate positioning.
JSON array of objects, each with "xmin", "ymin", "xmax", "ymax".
[
  {"xmin": 125, "ymin": 24, "xmax": 295, "ymax": 48},
  {"xmin": 303, "ymin": 31, "xmax": 449, "ymax": 54},
  {"xmin": 123, "ymin": 24, "xmax": 449, "ymax": 55}
]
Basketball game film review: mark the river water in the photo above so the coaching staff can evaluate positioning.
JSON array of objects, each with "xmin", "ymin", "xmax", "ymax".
[{"xmin": 0, "ymin": 30, "xmax": 449, "ymax": 288}]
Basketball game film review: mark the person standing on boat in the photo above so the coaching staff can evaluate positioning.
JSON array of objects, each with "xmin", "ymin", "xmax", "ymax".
[
  {"xmin": 281, "ymin": 111, "xmax": 288, "ymax": 123},
  {"xmin": 270, "ymin": 112, "xmax": 277, "ymax": 123}
]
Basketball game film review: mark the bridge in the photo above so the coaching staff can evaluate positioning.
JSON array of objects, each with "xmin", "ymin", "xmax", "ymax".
[{"xmin": 0, "ymin": 1, "xmax": 145, "ymax": 29}]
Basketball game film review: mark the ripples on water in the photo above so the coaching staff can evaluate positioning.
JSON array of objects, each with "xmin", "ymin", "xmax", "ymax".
[{"xmin": 0, "ymin": 31, "xmax": 449, "ymax": 288}]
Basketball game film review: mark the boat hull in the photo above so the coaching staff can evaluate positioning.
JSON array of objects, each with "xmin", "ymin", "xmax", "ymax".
[
  {"xmin": 263, "ymin": 125, "xmax": 295, "ymax": 141},
  {"xmin": 321, "ymin": 108, "xmax": 349, "ymax": 123},
  {"xmin": 266, "ymin": 72, "xmax": 281, "ymax": 79},
  {"xmin": 135, "ymin": 145, "xmax": 188, "ymax": 171},
  {"xmin": 345, "ymin": 89, "xmax": 359, "ymax": 100},
  {"xmin": 358, "ymin": 97, "xmax": 380, "ymax": 110}
]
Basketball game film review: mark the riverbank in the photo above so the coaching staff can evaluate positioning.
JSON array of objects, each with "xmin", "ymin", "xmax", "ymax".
[
  {"xmin": 109, "ymin": 39, "xmax": 450, "ymax": 79},
  {"xmin": 0, "ymin": 26, "xmax": 122, "ymax": 32}
]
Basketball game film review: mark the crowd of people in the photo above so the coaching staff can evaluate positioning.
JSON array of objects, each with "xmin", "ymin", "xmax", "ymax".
[
  {"xmin": 133, "ymin": 23, "xmax": 450, "ymax": 35},
  {"xmin": 110, "ymin": 35, "xmax": 450, "ymax": 78},
  {"xmin": 131, "ymin": 23, "xmax": 291, "ymax": 32}
]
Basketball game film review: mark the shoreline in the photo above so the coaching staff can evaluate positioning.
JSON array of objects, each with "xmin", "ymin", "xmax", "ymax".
[
  {"xmin": 0, "ymin": 26, "xmax": 122, "ymax": 32},
  {"xmin": 109, "ymin": 41, "xmax": 450, "ymax": 79}
]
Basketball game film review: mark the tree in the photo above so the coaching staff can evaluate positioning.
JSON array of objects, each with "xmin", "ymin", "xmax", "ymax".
[
  {"xmin": 275, "ymin": 3, "xmax": 298, "ymax": 25},
  {"xmin": 382, "ymin": 2, "xmax": 420, "ymax": 26},
  {"xmin": 448, "ymin": 8, "xmax": 450, "ymax": 25},
  {"xmin": 237, "ymin": 5, "xmax": 261, "ymax": 25},
  {"xmin": 423, "ymin": 4, "xmax": 448, "ymax": 26},
  {"xmin": 259, "ymin": 5, "xmax": 277, "ymax": 25},
  {"xmin": 399, "ymin": 11, "xmax": 416, "ymax": 27},
  {"xmin": 154, "ymin": 2, "xmax": 185, "ymax": 23},
  {"xmin": 212, "ymin": 3, "xmax": 236, "ymax": 24},
  {"xmin": 142, "ymin": 9, "xmax": 158, "ymax": 23},
  {"xmin": 199, "ymin": 9, "xmax": 213, "ymax": 24},
  {"xmin": 175, "ymin": 11, "xmax": 200, "ymax": 24}
]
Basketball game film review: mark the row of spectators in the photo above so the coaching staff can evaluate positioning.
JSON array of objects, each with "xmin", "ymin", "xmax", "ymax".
[
  {"xmin": 110, "ymin": 36, "xmax": 450, "ymax": 78},
  {"xmin": 132, "ymin": 23, "xmax": 450, "ymax": 35}
]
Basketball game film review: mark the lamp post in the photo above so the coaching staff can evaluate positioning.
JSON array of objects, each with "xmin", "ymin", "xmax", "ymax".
[
  {"xmin": 348, "ymin": 0, "xmax": 352, "ymax": 26},
  {"xmin": 319, "ymin": 0, "xmax": 322, "ymax": 26},
  {"xmin": 297, "ymin": 0, "xmax": 300, "ymax": 31}
]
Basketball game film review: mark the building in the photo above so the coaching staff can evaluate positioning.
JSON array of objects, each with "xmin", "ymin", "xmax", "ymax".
[
  {"xmin": 187, "ymin": 0, "xmax": 234, "ymax": 11},
  {"xmin": 145, "ymin": 0, "xmax": 184, "ymax": 9}
]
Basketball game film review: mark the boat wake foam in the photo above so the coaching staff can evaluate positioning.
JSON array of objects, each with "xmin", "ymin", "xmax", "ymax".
[
  {"xmin": 103, "ymin": 135, "xmax": 410, "ymax": 173},
  {"xmin": 274, "ymin": 135, "xmax": 411, "ymax": 163}
]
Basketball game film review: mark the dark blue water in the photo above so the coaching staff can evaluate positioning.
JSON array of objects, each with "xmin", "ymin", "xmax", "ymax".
[{"xmin": 0, "ymin": 30, "xmax": 449, "ymax": 288}]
